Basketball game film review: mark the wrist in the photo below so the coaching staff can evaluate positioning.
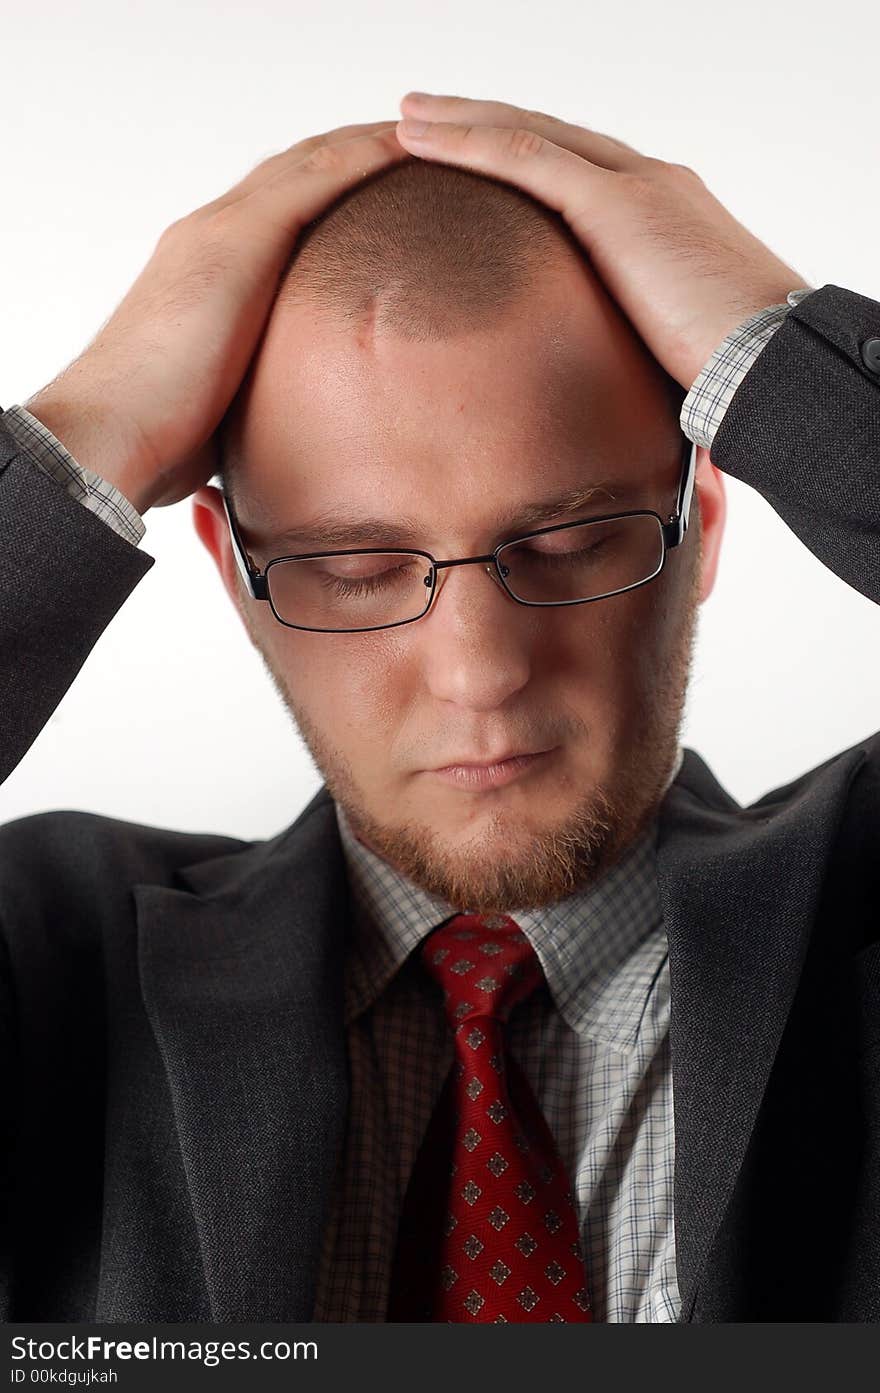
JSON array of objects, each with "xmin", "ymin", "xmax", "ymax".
[
  {"xmin": 686, "ymin": 285, "xmax": 808, "ymax": 387},
  {"xmin": 23, "ymin": 390, "xmax": 155, "ymax": 514}
]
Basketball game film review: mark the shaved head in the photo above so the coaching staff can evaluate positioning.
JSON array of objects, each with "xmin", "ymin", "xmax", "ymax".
[
  {"xmin": 218, "ymin": 159, "xmax": 685, "ymax": 492},
  {"xmin": 277, "ymin": 159, "xmax": 582, "ymax": 337}
]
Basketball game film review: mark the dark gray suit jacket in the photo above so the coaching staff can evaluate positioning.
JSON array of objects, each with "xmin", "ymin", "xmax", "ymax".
[{"xmin": 1, "ymin": 284, "xmax": 879, "ymax": 1324}]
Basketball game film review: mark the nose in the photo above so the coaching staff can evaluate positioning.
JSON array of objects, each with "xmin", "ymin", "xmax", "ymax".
[{"xmin": 417, "ymin": 561, "xmax": 535, "ymax": 710}]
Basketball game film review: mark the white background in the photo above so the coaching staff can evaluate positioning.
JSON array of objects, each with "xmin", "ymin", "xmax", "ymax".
[{"xmin": 2, "ymin": 0, "xmax": 878, "ymax": 840}]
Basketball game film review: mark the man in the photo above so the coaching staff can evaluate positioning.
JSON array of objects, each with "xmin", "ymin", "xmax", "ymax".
[{"xmin": 0, "ymin": 93, "xmax": 878, "ymax": 1323}]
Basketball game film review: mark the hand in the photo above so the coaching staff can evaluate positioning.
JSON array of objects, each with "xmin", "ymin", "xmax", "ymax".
[
  {"xmin": 395, "ymin": 93, "xmax": 809, "ymax": 390},
  {"xmin": 25, "ymin": 122, "xmax": 408, "ymax": 513}
]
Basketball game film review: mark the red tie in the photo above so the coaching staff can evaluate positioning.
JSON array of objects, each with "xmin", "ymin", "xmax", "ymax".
[{"xmin": 387, "ymin": 911, "xmax": 593, "ymax": 1322}]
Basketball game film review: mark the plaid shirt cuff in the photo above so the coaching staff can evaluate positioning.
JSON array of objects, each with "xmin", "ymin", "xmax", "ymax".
[
  {"xmin": 680, "ymin": 288, "xmax": 817, "ymax": 449},
  {"xmin": 1, "ymin": 404, "xmax": 146, "ymax": 547}
]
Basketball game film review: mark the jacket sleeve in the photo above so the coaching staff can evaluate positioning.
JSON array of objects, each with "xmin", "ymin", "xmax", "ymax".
[
  {"xmin": 707, "ymin": 283, "xmax": 880, "ymax": 607},
  {"xmin": 0, "ymin": 411, "xmax": 155, "ymax": 787}
]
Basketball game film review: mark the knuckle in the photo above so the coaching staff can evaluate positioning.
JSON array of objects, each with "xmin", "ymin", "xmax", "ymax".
[
  {"xmin": 643, "ymin": 154, "xmax": 702, "ymax": 183},
  {"xmin": 157, "ymin": 214, "xmax": 187, "ymax": 243},
  {"xmin": 504, "ymin": 126, "xmax": 547, "ymax": 160},
  {"xmin": 162, "ymin": 203, "xmax": 221, "ymax": 237},
  {"xmin": 670, "ymin": 161, "xmax": 702, "ymax": 182},
  {"xmin": 293, "ymin": 132, "xmax": 324, "ymax": 157},
  {"xmin": 298, "ymin": 141, "xmax": 345, "ymax": 174},
  {"xmin": 155, "ymin": 211, "xmax": 213, "ymax": 255}
]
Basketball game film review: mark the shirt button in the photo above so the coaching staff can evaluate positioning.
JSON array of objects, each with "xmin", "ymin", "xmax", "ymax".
[{"xmin": 860, "ymin": 337, "xmax": 880, "ymax": 373}]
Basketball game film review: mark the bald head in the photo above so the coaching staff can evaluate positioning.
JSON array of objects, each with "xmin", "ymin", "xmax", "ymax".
[
  {"xmin": 217, "ymin": 159, "xmax": 685, "ymax": 494},
  {"xmin": 276, "ymin": 158, "xmax": 583, "ymax": 339}
]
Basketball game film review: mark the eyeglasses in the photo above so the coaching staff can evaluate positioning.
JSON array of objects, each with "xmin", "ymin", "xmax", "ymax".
[{"xmin": 221, "ymin": 432, "xmax": 697, "ymax": 634}]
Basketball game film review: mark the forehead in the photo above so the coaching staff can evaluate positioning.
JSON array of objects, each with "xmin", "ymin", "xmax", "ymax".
[{"xmin": 229, "ymin": 259, "xmax": 680, "ymax": 534}]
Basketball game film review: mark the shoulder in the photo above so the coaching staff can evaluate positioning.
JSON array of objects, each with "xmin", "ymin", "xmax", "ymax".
[
  {"xmin": 0, "ymin": 808, "xmax": 250, "ymax": 946},
  {"xmin": 747, "ymin": 728, "xmax": 880, "ymax": 824},
  {"xmin": 0, "ymin": 805, "xmax": 247, "ymax": 877},
  {"xmin": 675, "ymin": 728, "xmax": 880, "ymax": 824},
  {"xmin": 728, "ymin": 729, "xmax": 880, "ymax": 939}
]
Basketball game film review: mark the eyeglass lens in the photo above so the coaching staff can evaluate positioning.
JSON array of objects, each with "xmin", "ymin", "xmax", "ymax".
[{"xmin": 266, "ymin": 514, "xmax": 665, "ymax": 631}]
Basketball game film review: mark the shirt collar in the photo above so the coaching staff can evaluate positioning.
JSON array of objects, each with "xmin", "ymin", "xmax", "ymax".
[{"xmin": 335, "ymin": 745, "xmax": 682, "ymax": 1050}]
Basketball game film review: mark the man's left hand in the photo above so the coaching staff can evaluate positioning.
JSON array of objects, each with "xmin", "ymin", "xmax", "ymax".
[{"xmin": 395, "ymin": 92, "xmax": 808, "ymax": 390}]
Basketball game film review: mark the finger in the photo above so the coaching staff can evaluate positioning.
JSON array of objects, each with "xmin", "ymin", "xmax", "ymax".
[
  {"xmin": 296, "ymin": 119, "xmax": 401, "ymax": 156},
  {"xmin": 399, "ymin": 92, "xmax": 645, "ymax": 172},
  {"xmin": 394, "ymin": 118, "xmax": 612, "ymax": 241},
  {"xmin": 200, "ymin": 122, "xmax": 402, "ymax": 215},
  {"xmin": 241, "ymin": 127, "xmax": 410, "ymax": 238}
]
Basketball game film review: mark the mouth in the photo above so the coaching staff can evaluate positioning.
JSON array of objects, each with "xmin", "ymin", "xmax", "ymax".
[{"xmin": 428, "ymin": 748, "xmax": 557, "ymax": 790}]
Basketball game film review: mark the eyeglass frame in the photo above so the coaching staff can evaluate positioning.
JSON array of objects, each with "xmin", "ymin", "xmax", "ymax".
[{"xmin": 219, "ymin": 430, "xmax": 698, "ymax": 634}]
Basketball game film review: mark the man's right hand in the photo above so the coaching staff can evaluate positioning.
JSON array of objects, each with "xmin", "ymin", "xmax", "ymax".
[{"xmin": 24, "ymin": 122, "xmax": 407, "ymax": 515}]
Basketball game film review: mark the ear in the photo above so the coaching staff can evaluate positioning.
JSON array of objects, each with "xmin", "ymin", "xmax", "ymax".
[
  {"xmin": 192, "ymin": 485, "xmax": 256, "ymax": 637},
  {"xmin": 692, "ymin": 446, "xmax": 726, "ymax": 603}
]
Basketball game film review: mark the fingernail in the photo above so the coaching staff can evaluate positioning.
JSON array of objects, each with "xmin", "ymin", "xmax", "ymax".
[
  {"xmin": 405, "ymin": 91, "xmax": 432, "ymax": 101},
  {"xmin": 399, "ymin": 118, "xmax": 431, "ymax": 138}
]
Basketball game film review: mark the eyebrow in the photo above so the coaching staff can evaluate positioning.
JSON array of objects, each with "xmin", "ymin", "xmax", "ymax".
[{"xmin": 259, "ymin": 481, "xmax": 640, "ymax": 553}]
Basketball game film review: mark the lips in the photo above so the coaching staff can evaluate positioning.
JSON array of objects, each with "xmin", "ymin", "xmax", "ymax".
[
  {"xmin": 429, "ymin": 748, "xmax": 556, "ymax": 790},
  {"xmin": 433, "ymin": 748, "xmax": 550, "ymax": 770}
]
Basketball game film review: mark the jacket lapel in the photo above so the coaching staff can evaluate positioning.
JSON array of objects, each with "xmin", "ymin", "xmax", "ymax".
[
  {"xmin": 135, "ymin": 786, "xmax": 349, "ymax": 1322},
  {"xmin": 658, "ymin": 744, "xmax": 867, "ymax": 1320}
]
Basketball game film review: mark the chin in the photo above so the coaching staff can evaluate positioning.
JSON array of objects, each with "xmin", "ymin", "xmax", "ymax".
[
  {"xmin": 347, "ymin": 779, "xmax": 628, "ymax": 914},
  {"xmin": 436, "ymin": 793, "xmax": 566, "ymax": 847}
]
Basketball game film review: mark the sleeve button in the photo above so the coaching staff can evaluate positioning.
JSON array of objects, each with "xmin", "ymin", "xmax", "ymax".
[{"xmin": 860, "ymin": 337, "xmax": 880, "ymax": 373}]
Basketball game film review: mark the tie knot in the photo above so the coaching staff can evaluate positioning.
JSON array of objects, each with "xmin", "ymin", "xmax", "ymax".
[{"xmin": 421, "ymin": 911, "xmax": 544, "ymax": 1030}]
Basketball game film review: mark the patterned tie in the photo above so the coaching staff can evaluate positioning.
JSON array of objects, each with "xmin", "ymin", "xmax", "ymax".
[{"xmin": 387, "ymin": 911, "xmax": 593, "ymax": 1322}]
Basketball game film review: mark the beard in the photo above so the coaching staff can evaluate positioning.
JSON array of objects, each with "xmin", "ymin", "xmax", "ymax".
[{"xmin": 242, "ymin": 523, "xmax": 701, "ymax": 914}]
